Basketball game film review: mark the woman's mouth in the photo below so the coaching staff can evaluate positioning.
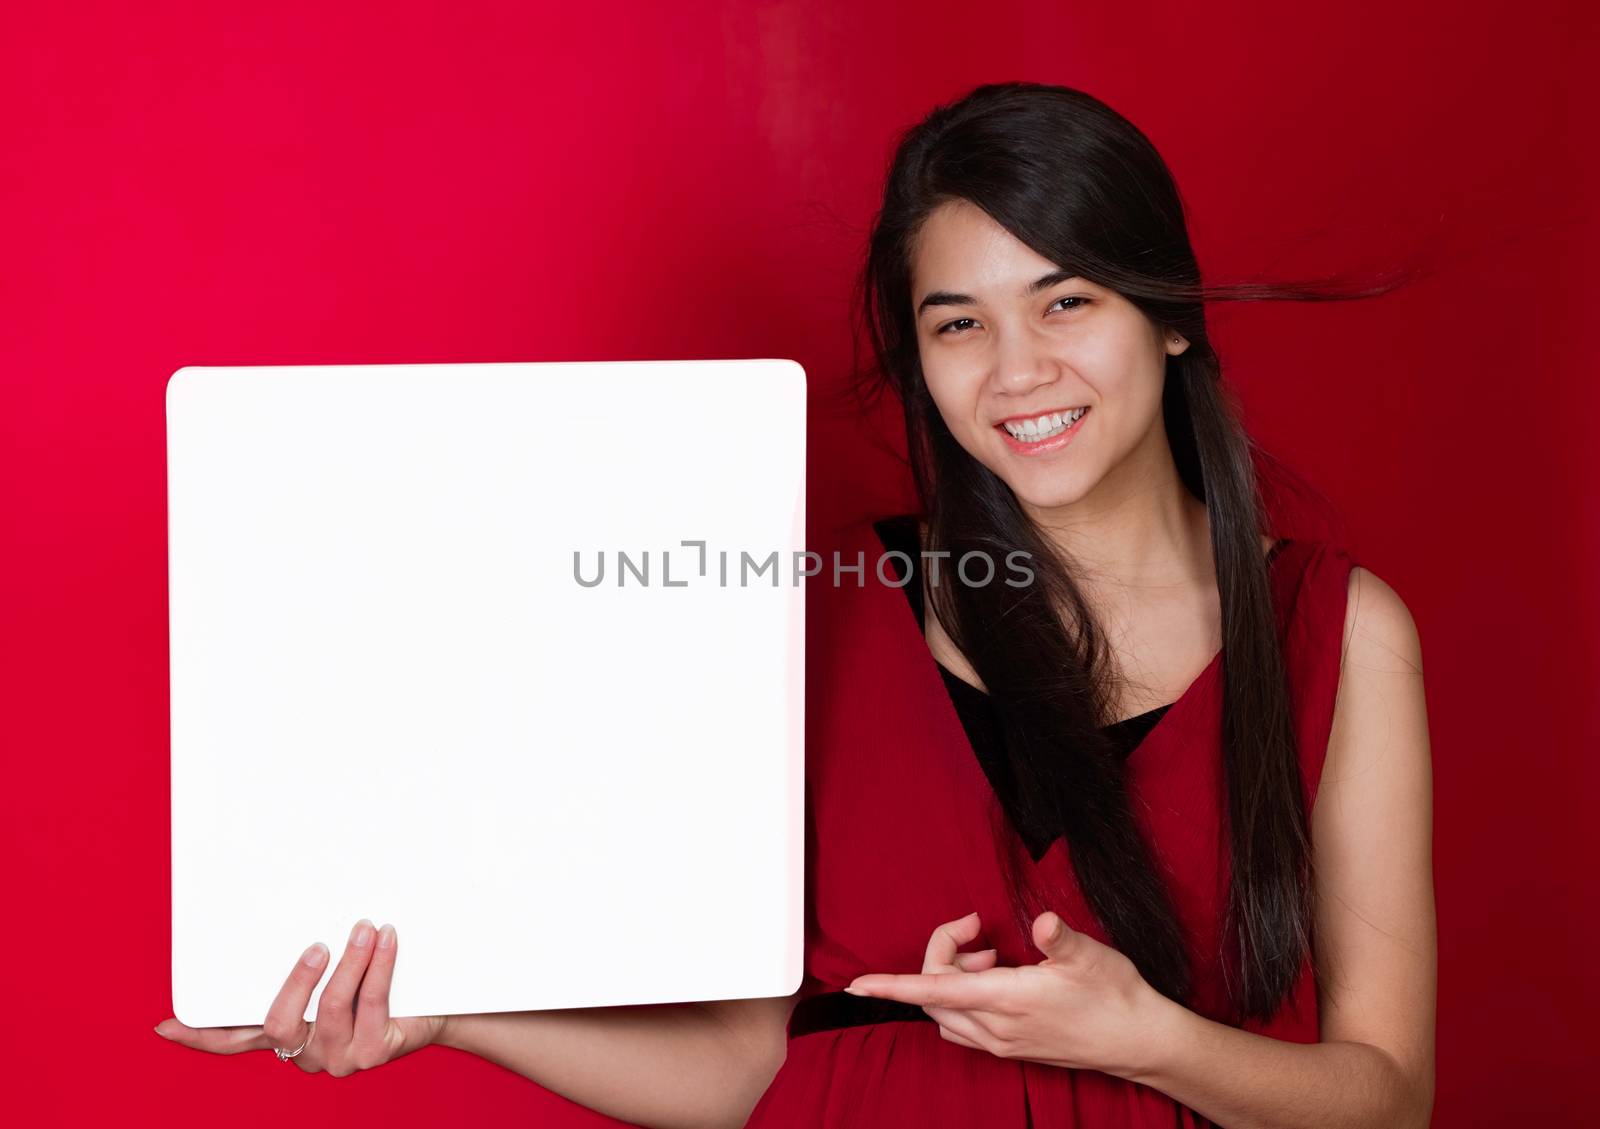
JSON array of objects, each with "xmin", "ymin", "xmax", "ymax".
[{"xmin": 994, "ymin": 406, "xmax": 1090, "ymax": 455}]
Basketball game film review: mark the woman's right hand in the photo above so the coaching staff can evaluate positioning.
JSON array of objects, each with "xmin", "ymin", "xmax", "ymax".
[{"xmin": 154, "ymin": 919, "xmax": 449, "ymax": 1076}]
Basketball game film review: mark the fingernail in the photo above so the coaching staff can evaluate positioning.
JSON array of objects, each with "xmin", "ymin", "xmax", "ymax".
[
  {"xmin": 154, "ymin": 1022, "xmax": 173, "ymax": 1039},
  {"xmin": 377, "ymin": 923, "xmax": 395, "ymax": 949},
  {"xmin": 351, "ymin": 919, "xmax": 374, "ymax": 947},
  {"xmin": 843, "ymin": 986, "xmax": 864, "ymax": 995},
  {"xmin": 302, "ymin": 942, "xmax": 329, "ymax": 968}
]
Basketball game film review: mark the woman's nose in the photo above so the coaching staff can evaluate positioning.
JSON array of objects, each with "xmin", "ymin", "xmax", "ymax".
[{"xmin": 991, "ymin": 330, "xmax": 1061, "ymax": 397}]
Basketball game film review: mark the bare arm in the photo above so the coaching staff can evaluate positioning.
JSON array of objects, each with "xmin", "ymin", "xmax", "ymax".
[
  {"xmin": 438, "ymin": 991, "xmax": 797, "ymax": 1129},
  {"xmin": 156, "ymin": 925, "xmax": 795, "ymax": 1129},
  {"xmin": 1130, "ymin": 566, "xmax": 1437, "ymax": 1127}
]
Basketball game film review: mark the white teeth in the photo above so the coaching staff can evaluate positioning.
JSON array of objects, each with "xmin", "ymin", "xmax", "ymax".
[{"xmin": 1002, "ymin": 407, "xmax": 1086, "ymax": 440}]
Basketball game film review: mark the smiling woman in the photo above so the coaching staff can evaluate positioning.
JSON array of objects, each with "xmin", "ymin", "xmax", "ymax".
[
  {"xmin": 151, "ymin": 78, "xmax": 1435, "ymax": 1129},
  {"xmin": 743, "ymin": 81, "xmax": 1437, "ymax": 1128}
]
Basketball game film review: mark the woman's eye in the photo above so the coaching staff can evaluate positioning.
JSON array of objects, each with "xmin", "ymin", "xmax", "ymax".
[{"xmin": 935, "ymin": 297, "xmax": 1087, "ymax": 337}]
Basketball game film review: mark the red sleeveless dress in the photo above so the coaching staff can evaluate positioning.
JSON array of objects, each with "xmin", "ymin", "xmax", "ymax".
[{"xmin": 744, "ymin": 515, "xmax": 1358, "ymax": 1127}]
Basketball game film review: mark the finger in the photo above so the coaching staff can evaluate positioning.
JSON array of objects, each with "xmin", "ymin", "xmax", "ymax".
[
  {"xmin": 924, "ymin": 1005, "xmax": 997, "ymax": 1052},
  {"xmin": 154, "ymin": 1019, "xmax": 269, "ymax": 1055},
  {"xmin": 352, "ymin": 923, "xmax": 397, "ymax": 1055},
  {"xmin": 262, "ymin": 941, "xmax": 330, "ymax": 1057},
  {"xmin": 847, "ymin": 970, "xmax": 995, "ymax": 1009},
  {"xmin": 952, "ymin": 948, "xmax": 998, "ymax": 973},
  {"xmin": 1032, "ymin": 911, "xmax": 1089, "ymax": 961},
  {"xmin": 935, "ymin": 1023, "xmax": 984, "ymax": 1051},
  {"xmin": 316, "ymin": 919, "xmax": 377, "ymax": 1049},
  {"xmin": 922, "ymin": 911, "xmax": 982, "ymax": 972}
]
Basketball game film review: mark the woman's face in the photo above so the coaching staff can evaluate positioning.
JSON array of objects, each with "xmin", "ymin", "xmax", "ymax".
[{"xmin": 909, "ymin": 199, "xmax": 1189, "ymax": 513}]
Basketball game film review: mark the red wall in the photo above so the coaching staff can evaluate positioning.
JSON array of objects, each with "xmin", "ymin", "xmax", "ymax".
[{"xmin": 4, "ymin": 2, "xmax": 1594, "ymax": 1124}]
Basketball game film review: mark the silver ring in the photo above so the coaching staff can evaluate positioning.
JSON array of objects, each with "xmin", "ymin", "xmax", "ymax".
[{"xmin": 273, "ymin": 1024, "xmax": 314, "ymax": 1062}]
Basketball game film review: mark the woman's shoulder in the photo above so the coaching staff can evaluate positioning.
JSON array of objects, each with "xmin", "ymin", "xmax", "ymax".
[
  {"xmin": 815, "ymin": 511, "xmax": 886, "ymax": 548},
  {"xmin": 1337, "ymin": 564, "xmax": 1422, "ymax": 684},
  {"xmin": 1270, "ymin": 534, "xmax": 1361, "ymax": 603},
  {"xmin": 805, "ymin": 513, "xmax": 907, "ymax": 618},
  {"xmin": 1274, "ymin": 535, "xmax": 1411, "ymax": 648},
  {"xmin": 1274, "ymin": 537, "xmax": 1422, "ymax": 741}
]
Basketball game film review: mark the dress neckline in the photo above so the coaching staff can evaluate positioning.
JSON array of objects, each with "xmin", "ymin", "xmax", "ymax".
[
  {"xmin": 874, "ymin": 515, "xmax": 1180, "ymax": 730},
  {"xmin": 868, "ymin": 515, "xmax": 1291, "ymax": 772}
]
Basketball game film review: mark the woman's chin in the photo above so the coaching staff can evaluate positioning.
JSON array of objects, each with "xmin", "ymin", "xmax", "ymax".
[{"xmin": 1006, "ymin": 477, "xmax": 1092, "ymax": 513}]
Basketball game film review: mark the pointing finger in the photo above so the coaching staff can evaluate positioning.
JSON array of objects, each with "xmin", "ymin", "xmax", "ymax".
[{"xmin": 847, "ymin": 970, "xmax": 996, "ymax": 1009}]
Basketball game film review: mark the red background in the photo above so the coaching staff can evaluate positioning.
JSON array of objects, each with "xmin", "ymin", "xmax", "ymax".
[{"xmin": 3, "ymin": 2, "xmax": 1594, "ymax": 1125}]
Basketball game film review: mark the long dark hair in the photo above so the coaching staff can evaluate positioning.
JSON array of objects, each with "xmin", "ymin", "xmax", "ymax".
[{"xmin": 848, "ymin": 82, "xmax": 1415, "ymax": 1021}]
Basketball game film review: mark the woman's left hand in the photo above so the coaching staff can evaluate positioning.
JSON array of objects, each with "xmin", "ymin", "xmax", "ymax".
[{"xmin": 845, "ymin": 910, "xmax": 1175, "ymax": 1079}]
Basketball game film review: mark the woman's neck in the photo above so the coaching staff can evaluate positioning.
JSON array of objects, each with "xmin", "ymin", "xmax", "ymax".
[{"xmin": 1019, "ymin": 470, "xmax": 1213, "ymax": 594}]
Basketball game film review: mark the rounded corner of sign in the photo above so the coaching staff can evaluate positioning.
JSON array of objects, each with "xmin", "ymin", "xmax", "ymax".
[{"xmin": 166, "ymin": 365, "xmax": 195, "ymax": 406}]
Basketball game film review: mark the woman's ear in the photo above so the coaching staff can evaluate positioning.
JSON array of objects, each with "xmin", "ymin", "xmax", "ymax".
[{"xmin": 1164, "ymin": 331, "xmax": 1189, "ymax": 356}]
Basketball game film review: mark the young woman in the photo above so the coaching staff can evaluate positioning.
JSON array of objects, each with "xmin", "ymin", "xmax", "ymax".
[{"xmin": 156, "ymin": 82, "xmax": 1436, "ymax": 1129}]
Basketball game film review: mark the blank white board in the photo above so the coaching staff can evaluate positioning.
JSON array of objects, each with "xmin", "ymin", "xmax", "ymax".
[{"xmin": 167, "ymin": 359, "xmax": 806, "ymax": 1028}]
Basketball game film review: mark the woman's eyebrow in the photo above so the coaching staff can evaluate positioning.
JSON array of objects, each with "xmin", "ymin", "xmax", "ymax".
[{"xmin": 915, "ymin": 269, "xmax": 1083, "ymax": 317}]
